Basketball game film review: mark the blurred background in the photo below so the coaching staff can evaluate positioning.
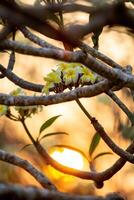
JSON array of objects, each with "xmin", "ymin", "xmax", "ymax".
[{"xmin": 0, "ymin": 0, "xmax": 134, "ymax": 199}]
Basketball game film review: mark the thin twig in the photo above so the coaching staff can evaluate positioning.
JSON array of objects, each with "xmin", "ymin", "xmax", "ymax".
[
  {"xmin": 106, "ymin": 90, "xmax": 134, "ymax": 126},
  {"xmin": 20, "ymin": 27, "xmax": 61, "ymax": 50}
]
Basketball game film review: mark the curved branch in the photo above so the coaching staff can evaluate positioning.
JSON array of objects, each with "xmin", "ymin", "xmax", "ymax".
[
  {"xmin": 0, "ymin": 64, "xmax": 43, "ymax": 92},
  {"xmin": 76, "ymin": 99, "xmax": 134, "ymax": 164},
  {"xmin": 0, "ymin": 149, "xmax": 56, "ymax": 190},
  {"xmin": 20, "ymin": 27, "xmax": 61, "ymax": 50},
  {"xmin": 0, "ymin": 183, "xmax": 110, "ymax": 200},
  {"xmin": 0, "ymin": 40, "xmax": 134, "ymax": 89},
  {"xmin": 0, "ymin": 80, "xmax": 114, "ymax": 106},
  {"xmin": 106, "ymin": 90, "xmax": 134, "ymax": 126},
  {"xmin": 0, "ymin": 50, "xmax": 15, "ymax": 79}
]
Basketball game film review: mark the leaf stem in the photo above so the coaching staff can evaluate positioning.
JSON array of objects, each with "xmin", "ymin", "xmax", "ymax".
[{"xmin": 20, "ymin": 117, "xmax": 36, "ymax": 144}]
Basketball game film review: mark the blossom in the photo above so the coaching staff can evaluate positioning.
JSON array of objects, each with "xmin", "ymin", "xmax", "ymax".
[
  {"xmin": 63, "ymin": 67, "xmax": 79, "ymax": 86},
  {"xmin": 44, "ymin": 71, "xmax": 61, "ymax": 84},
  {"xmin": 42, "ymin": 62, "xmax": 97, "ymax": 94},
  {"xmin": 80, "ymin": 67, "xmax": 96, "ymax": 84},
  {"xmin": 57, "ymin": 63, "xmax": 83, "ymax": 74},
  {"xmin": 56, "ymin": 62, "xmax": 69, "ymax": 73},
  {"xmin": 0, "ymin": 105, "xmax": 8, "ymax": 116}
]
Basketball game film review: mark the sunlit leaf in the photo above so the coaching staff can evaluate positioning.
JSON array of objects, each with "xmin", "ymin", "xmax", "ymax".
[
  {"xmin": 93, "ymin": 152, "xmax": 112, "ymax": 161},
  {"xmin": 39, "ymin": 132, "xmax": 69, "ymax": 141},
  {"xmin": 39, "ymin": 115, "xmax": 61, "ymax": 137},
  {"xmin": 89, "ymin": 132, "xmax": 100, "ymax": 157},
  {"xmin": 52, "ymin": 144, "xmax": 89, "ymax": 161}
]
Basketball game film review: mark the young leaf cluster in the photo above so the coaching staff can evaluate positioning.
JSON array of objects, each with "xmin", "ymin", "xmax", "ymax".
[
  {"xmin": 37, "ymin": 115, "xmax": 69, "ymax": 142},
  {"xmin": 0, "ymin": 88, "xmax": 42, "ymax": 120}
]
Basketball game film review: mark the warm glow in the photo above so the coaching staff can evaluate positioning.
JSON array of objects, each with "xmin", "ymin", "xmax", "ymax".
[{"xmin": 51, "ymin": 148, "xmax": 84, "ymax": 170}]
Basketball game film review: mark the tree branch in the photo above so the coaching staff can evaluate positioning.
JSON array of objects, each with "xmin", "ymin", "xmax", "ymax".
[
  {"xmin": 79, "ymin": 42, "xmax": 123, "ymax": 70},
  {"xmin": 0, "ymin": 80, "xmax": 114, "ymax": 106},
  {"xmin": 20, "ymin": 27, "xmax": 61, "ymax": 50},
  {"xmin": 0, "ymin": 183, "xmax": 124, "ymax": 200},
  {"xmin": 0, "ymin": 40, "xmax": 133, "ymax": 90},
  {"xmin": 0, "ymin": 64, "xmax": 43, "ymax": 92},
  {"xmin": 106, "ymin": 90, "xmax": 134, "ymax": 126},
  {"xmin": 0, "ymin": 149, "xmax": 56, "ymax": 190},
  {"xmin": 76, "ymin": 99, "xmax": 134, "ymax": 164}
]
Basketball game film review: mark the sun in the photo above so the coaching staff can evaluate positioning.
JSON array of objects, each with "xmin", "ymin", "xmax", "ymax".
[{"xmin": 50, "ymin": 148, "xmax": 84, "ymax": 170}]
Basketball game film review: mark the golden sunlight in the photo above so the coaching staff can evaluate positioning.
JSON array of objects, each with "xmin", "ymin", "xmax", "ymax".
[{"xmin": 50, "ymin": 148, "xmax": 84, "ymax": 170}]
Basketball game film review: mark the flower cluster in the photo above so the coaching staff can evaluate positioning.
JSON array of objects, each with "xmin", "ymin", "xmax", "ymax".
[
  {"xmin": 0, "ymin": 88, "xmax": 42, "ymax": 118},
  {"xmin": 42, "ymin": 62, "xmax": 97, "ymax": 95}
]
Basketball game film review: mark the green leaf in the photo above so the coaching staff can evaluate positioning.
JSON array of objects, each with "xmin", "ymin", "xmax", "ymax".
[
  {"xmin": 39, "ymin": 132, "xmax": 69, "ymax": 141},
  {"xmin": 39, "ymin": 115, "xmax": 61, "ymax": 138},
  {"xmin": 93, "ymin": 152, "xmax": 112, "ymax": 161},
  {"xmin": 52, "ymin": 144, "xmax": 89, "ymax": 161},
  {"xmin": 89, "ymin": 132, "xmax": 100, "ymax": 157}
]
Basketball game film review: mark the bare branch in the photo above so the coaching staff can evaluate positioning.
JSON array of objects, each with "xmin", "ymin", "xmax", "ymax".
[
  {"xmin": 0, "ymin": 183, "xmax": 109, "ymax": 200},
  {"xmin": 0, "ymin": 183, "xmax": 125, "ymax": 200},
  {"xmin": 79, "ymin": 42, "xmax": 123, "ymax": 70},
  {"xmin": 0, "ymin": 149, "xmax": 56, "ymax": 190},
  {"xmin": 0, "ymin": 40, "xmax": 134, "ymax": 90},
  {"xmin": 0, "ymin": 80, "xmax": 114, "ymax": 106},
  {"xmin": 76, "ymin": 99, "xmax": 134, "ymax": 164},
  {"xmin": 0, "ymin": 51, "xmax": 15, "ymax": 79},
  {"xmin": 0, "ymin": 64, "xmax": 43, "ymax": 92},
  {"xmin": 106, "ymin": 90, "xmax": 134, "ymax": 126},
  {"xmin": 20, "ymin": 27, "xmax": 61, "ymax": 50}
]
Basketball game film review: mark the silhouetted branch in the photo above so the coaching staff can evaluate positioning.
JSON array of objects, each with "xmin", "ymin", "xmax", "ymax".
[
  {"xmin": 0, "ymin": 1, "xmax": 133, "ymax": 45},
  {"xmin": 0, "ymin": 25, "xmax": 14, "ymax": 41}
]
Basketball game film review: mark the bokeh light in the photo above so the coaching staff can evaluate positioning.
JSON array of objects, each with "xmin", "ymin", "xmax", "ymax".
[{"xmin": 50, "ymin": 148, "xmax": 84, "ymax": 170}]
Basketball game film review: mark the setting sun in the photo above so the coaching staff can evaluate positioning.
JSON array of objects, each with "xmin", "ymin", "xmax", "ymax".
[{"xmin": 50, "ymin": 148, "xmax": 84, "ymax": 170}]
